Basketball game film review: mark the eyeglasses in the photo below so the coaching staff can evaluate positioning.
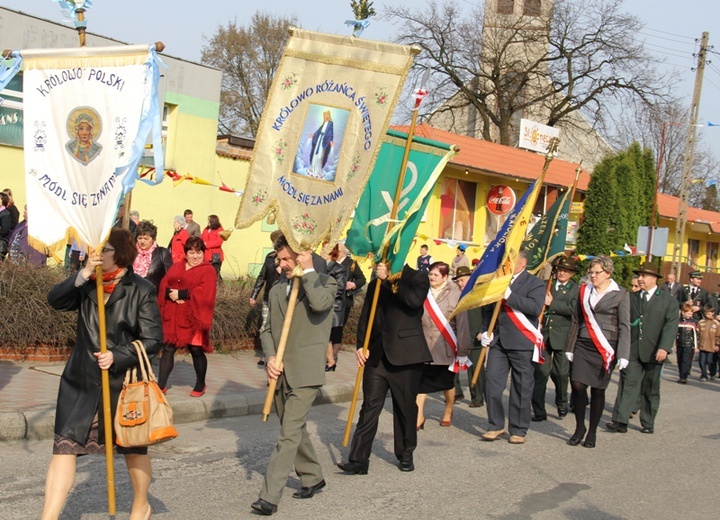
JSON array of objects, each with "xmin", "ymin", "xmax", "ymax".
[
  {"xmin": 587, "ymin": 270, "xmax": 605, "ymax": 276},
  {"xmin": 101, "ymin": 247, "xmax": 115, "ymax": 253}
]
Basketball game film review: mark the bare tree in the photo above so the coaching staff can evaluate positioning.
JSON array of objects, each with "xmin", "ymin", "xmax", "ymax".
[
  {"xmin": 387, "ymin": 0, "xmax": 672, "ymax": 146},
  {"xmin": 202, "ymin": 13, "xmax": 298, "ymax": 137},
  {"xmin": 610, "ymin": 98, "xmax": 720, "ymax": 207}
]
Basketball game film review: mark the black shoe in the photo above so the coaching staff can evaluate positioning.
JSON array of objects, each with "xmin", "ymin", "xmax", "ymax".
[
  {"xmin": 251, "ymin": 499, "xmax": 277, "ymax": 516},
  {"xmin": 582, "ymin": 439, "xmax": 596, "ymax": 448},
  {"xmin": 325, "ymin": 363, "xmax": 337, "ymax": 372},
  {"xmin": 531, "ymin": 415, "xmax": 547, "ymax": 422},
  {"xmin": 558, "ymin": 407, "xmax": 568, "ymax": 418},
  {"xmin": 337, "ymin": 460, "xmax": 368, "ymax": 475},
  {"xmin": 398, "ymin": 460, "xmax": 415, "ymax": 472},
  {"xmin": 680, "ymin": 379, "xmax": 687, "ymax": 384},
  {"xmin": 567, "ymin": 436, "xmax": 583, "ymax": 446},
  {"xmin": 640, "ymin": 426, "xmax": 654, "ymax": 434},
  {"xmin": 257, "ymin": 359, "xmax": 265, "ymax": 366},
  {"xmin": 469, "ymin": 402, "xmax": 484, "ymax": 408},
  {"xmin": 292, "ymin": 479, "xmax": 326, "ymax": 499},
  {"xmin": 606, "ymin": 421, "xmax": 627, "ymax": 433}
]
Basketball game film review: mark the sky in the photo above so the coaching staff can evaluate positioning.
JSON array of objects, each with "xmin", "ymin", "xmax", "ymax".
[{"xmin": 2, "ymin": 0, "xmax": 719, "ymax": 154}]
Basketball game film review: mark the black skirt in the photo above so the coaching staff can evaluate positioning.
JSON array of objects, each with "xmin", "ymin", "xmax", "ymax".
[
  {"xmin": 418, "ymin": 364, "xmax": 455, "ymax": 393},
  {"xmin": 570, "ymin": 338, "xmax": 616, "ymax": 390}
]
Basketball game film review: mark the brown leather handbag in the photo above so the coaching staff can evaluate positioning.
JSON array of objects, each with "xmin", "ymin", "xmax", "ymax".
[{"xmin": 115, "ymin": 340, "xmax": 179, "ymax": 447}]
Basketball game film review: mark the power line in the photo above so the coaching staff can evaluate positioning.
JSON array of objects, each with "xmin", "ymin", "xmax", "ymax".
[
  {"xmin": 705, "ymin": 76, "xmax": 720, "ymax": 93},
  {"xmin": 643, "ymin": 41, "xmax": 695, "ymax": 58},
  {"xmin": 637, "ymin": 31, "xmax": 697, "ymax": 47},
  {"xmin": 642, "ymin": 26, "xmax": 696, "ymax": 41}
]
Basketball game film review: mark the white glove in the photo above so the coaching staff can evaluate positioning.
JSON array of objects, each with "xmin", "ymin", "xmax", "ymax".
[
  {"xmin": 565, "ymin": 352, "xmax": 574, "ymax": 363},
  {"xmin": 504, "ymin": 286, "xmax": 512, "ymax": 299},
  {"xmin": 450, "ymin": 356, "xmax": 473, "ymax": 372},
  {"xmin": 618, "ymin": 358, "xmax": 629, "ymax": 370},
  {"xmin": 480, "ymin": 332, "xmax": 493, "ymax": 347}
]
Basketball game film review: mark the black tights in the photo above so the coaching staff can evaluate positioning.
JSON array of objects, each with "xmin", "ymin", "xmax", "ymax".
[
  {"xmin": 158, "ymin": 344, "xmax": 207, "ymax": 392},
  {"xmin": 570, "ymin": 381, "xmax": 605, "ymax": 444}
]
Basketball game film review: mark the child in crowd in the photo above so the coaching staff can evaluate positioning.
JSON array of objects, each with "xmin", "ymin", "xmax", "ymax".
[
  {"xmin": 697, "ymin": 304, "xmax": 720, "ymax": 382},
  {"xmin": 675, "ymin": 302, "xmax": 698, "ymax": 384}
]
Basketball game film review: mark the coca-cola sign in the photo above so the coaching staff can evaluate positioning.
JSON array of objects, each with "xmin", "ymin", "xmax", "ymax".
[{"xmin": 486, "ymin": 185, "xmax": 516, "ymax": 216}]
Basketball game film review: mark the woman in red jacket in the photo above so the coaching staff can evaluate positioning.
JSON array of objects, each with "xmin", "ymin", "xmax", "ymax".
[
  {"xmin": 157, "ymin": 236, "xmax": 218, "ymax": 397},
  {"xmin": 201, "ymin": 214, "xmax": 224, "ymax": 279}
]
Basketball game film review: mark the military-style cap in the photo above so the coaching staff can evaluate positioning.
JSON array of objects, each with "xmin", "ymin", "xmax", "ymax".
[
  {"xmin": 552, "ymin": 256, "xmax": 578, "ymax": 273},
  {"xmin": 689, "ymin": 270, "xmax": 703, "ymax": 279},
  {"xmin": 453, "ymin": 265, "xmax": 472, "ymax": 280}
]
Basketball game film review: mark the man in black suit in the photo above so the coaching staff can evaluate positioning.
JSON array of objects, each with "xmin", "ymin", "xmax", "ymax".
[
  {"xmin": 338, "ymin": 263, "xmax": 432, "ymax": 474},
  {"xmin": 661, "ymin": 272, "xmax": 687, "ymax": 308},
  {"xmin": 532, "ymin": 256, "xmax": 579, "ymax": 421},
  {"xmin": 480, "ymin": 249, "xmax": 545, "ymax": 444},
  {"xmin": 685, "ymin": 270, "xmax": 709, "ymax": 320}
]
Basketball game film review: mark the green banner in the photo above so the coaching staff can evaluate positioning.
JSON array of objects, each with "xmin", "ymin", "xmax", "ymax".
[
  {"xmin": 347, "ymin": 129, "xmax": 455, "ymax": 274},
  {"xmin": 522, "ymin": 189, "xmax": 571, "ymax": 274},
  {"xmin": 0, "ymin": 73, "xmax": 23, "ymax": 148}
]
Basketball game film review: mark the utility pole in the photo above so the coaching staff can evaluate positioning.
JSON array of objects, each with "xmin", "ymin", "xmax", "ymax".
[{"xmin": 671, "ymin": 31, "xmax": 710, "ymax": 279}]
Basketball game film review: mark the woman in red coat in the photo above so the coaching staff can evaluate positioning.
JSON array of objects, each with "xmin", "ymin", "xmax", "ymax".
[
  {"xmin": 168, "ymin": 215, "xmax": 190, "ymax": 264},
  {"xmin": 201, "ymin": 214, "xmax": 224, "ymax": 279},
  {"xmin": 157, "ymin": 236, "xmax": 218, "ymax": 397}
]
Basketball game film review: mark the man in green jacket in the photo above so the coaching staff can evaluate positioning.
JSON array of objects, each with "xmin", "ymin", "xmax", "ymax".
[
  {"xmin": 607, "ymin": 262, "xmax": 679, "ymax": 434},
  {"xmin": 532, "ymin": 256, "xmax": 579, "ymax": 421}
]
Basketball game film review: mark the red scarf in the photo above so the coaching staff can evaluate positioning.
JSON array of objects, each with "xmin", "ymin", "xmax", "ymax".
[{"xmin": 90, "ymin": 268, "xmax": 126, "ymax": 294}]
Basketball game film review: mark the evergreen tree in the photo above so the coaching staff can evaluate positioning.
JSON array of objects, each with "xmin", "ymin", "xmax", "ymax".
[
  {"xmin": 701, "ymin": 183, "xmax": 720, "ymax": 212},
  {"xmin": 576, "ymin": 156, "xmax": 623, "ymax": 255}
]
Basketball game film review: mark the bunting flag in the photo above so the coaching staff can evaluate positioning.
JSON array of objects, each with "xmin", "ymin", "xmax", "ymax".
[
  {"xmin": 235, "ymin": 28, "xmax": 416, "ymax": 251},
  {"xmin": 451, "ymin": 164, "xmax": 551, "ymax": 317},
  {"xmin": 138, "ymin": 168, "xmax": 244, "ymax": 195},
  {"xmin": 10, "ymin": 44, "xmax": 164, "ymax": 249},
  {"xmin": 522, "ymin": 189, "xmax": 571, "ymax": 274},
  {"xmin": 346, "ymin": 130, "xmax": 457, "ymax": 274}
]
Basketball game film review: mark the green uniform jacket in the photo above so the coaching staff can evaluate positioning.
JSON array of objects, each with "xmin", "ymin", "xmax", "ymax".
[
  {"xmin": 630, "ymin": 288, "xmax": 680, "ymax": 363},
  {"xmin": 542, "ymin": 281, "xmax": 579, "ymax": 350}
]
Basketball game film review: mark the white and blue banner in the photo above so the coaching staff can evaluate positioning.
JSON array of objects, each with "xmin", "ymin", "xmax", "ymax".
[{"xmin": 11, "ymin": 44, "xmax": 164, "ymax": 248}]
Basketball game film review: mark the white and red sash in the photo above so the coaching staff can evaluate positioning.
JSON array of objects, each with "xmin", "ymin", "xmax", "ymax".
[
  {"xmin": 424, "ymin": 290, "xmax": 470, "ymax": 373},
  {"xmin": 501, "ymin": 301, "xmax": 545, "ymax": 364},
  {"xmin": 579, "ymin": 283, "xmax": 615, "ymax": 373}
]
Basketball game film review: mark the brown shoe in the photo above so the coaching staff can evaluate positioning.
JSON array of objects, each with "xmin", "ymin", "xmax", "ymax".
[
  {"xmin": 509, "ymin": 435, "xmax": 526, "ymax": 444},
  {"xmin": 481, "ymin": 430, "xmax": 506, "ymax": 441}
]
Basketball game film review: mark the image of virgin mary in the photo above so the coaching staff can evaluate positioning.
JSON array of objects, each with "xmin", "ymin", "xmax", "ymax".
[{"xmin": 65, "ymin": 110, "xmax": 103, "ymax": 166}]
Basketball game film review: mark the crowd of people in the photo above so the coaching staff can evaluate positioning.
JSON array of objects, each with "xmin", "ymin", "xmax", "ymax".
[{"xmin": 5, "ymin": 197, "xmax": 715, "ymax": 517}]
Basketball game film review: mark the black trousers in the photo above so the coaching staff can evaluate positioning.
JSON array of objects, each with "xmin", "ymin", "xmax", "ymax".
[{"xmin": 348, "ymin": 356, "xmax": 423, "ymax": 465}]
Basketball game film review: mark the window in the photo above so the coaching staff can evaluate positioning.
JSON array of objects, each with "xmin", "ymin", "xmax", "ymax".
[
  {"xmin": 0, "ymin": 73, "xmax": 24, "ymax": 148},
  {"xmin": 688, "ymin": 239, "xmax": 700, "ymax": 265},
  {"xmin": 497, "ymin": 0, "xmax": 514, "ymax": 15},
  {"xmin": 707, "ymin": 242, "xmax": 718, "ymax": 268},
  {"xmin": 523, "ymin": 0, "xmax": 541, "ymax": 16},
  {"xmin": 439, "ymin": 178, "xmax": 476, "ymax": 242},
  {"xmin": 139, "ymin": 103, "xmax": 171, "ymax": 168}
]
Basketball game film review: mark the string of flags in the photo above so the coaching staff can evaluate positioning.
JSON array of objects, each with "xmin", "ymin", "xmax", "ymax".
[{"xmin": 138, "ymin": 167, "xmax": 244, "ymax": 196}]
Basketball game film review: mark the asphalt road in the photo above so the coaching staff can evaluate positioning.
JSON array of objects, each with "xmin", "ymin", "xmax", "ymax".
[{"xmin": 1, "ymin": 363, "xmax": 718, "ymax": 519}]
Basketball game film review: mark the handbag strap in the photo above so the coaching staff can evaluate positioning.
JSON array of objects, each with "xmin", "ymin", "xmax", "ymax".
[{"xmin": 131, "ymin": 340, "xmax": 157, "ymax": 383}]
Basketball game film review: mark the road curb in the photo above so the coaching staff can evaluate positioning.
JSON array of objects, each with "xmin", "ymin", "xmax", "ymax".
[{"xmin": 0, "ymin": 383, "xmax": 363, "ymax": 442}]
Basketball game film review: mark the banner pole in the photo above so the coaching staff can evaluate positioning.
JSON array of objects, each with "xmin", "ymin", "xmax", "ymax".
[
  {"xmin": 469, "ymin": 139, "xmax": 559, "ymax": 388},
  {"xmin": 95, "ymin": 264, "xmax": 116, "ymax": 517},
  {"xmin": 342, "ymin": 93, "xmax": 424, "ymax": 447},
  {"xmin": 261, "ymin": 269, "xmax": 302, "ymax": 421}
]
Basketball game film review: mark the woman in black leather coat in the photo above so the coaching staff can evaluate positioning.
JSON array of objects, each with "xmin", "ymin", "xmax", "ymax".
[
  {"xmin": 43, "ymin": 228, "xmax": 162, "ymax": 520},
  {"xmin": 133, "ymin": 220, "xmax": 173, "ymax": 290}
]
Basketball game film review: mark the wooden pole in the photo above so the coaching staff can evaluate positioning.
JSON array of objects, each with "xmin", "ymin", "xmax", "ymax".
[
  {"xmin": 342, "ymin": 95, "xmax": 424, "ymax": 447},
  {"xmin": 261, "ymin": 270, "xmax": 302, "ymax": 420},
  {"xmin": 75, "ymin": 8, "xmax": 115, "ymax": 514},
  {"xmin": 470, "ymin": 140, "xmax": 560, "ymax": 387},
  {"xmin": 76, "ymin": 9, "xmax": 86, "ymax": 47},
  {"xmin": 95, "ymin": 263, "xmax": 116, "ymax": 516}
]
